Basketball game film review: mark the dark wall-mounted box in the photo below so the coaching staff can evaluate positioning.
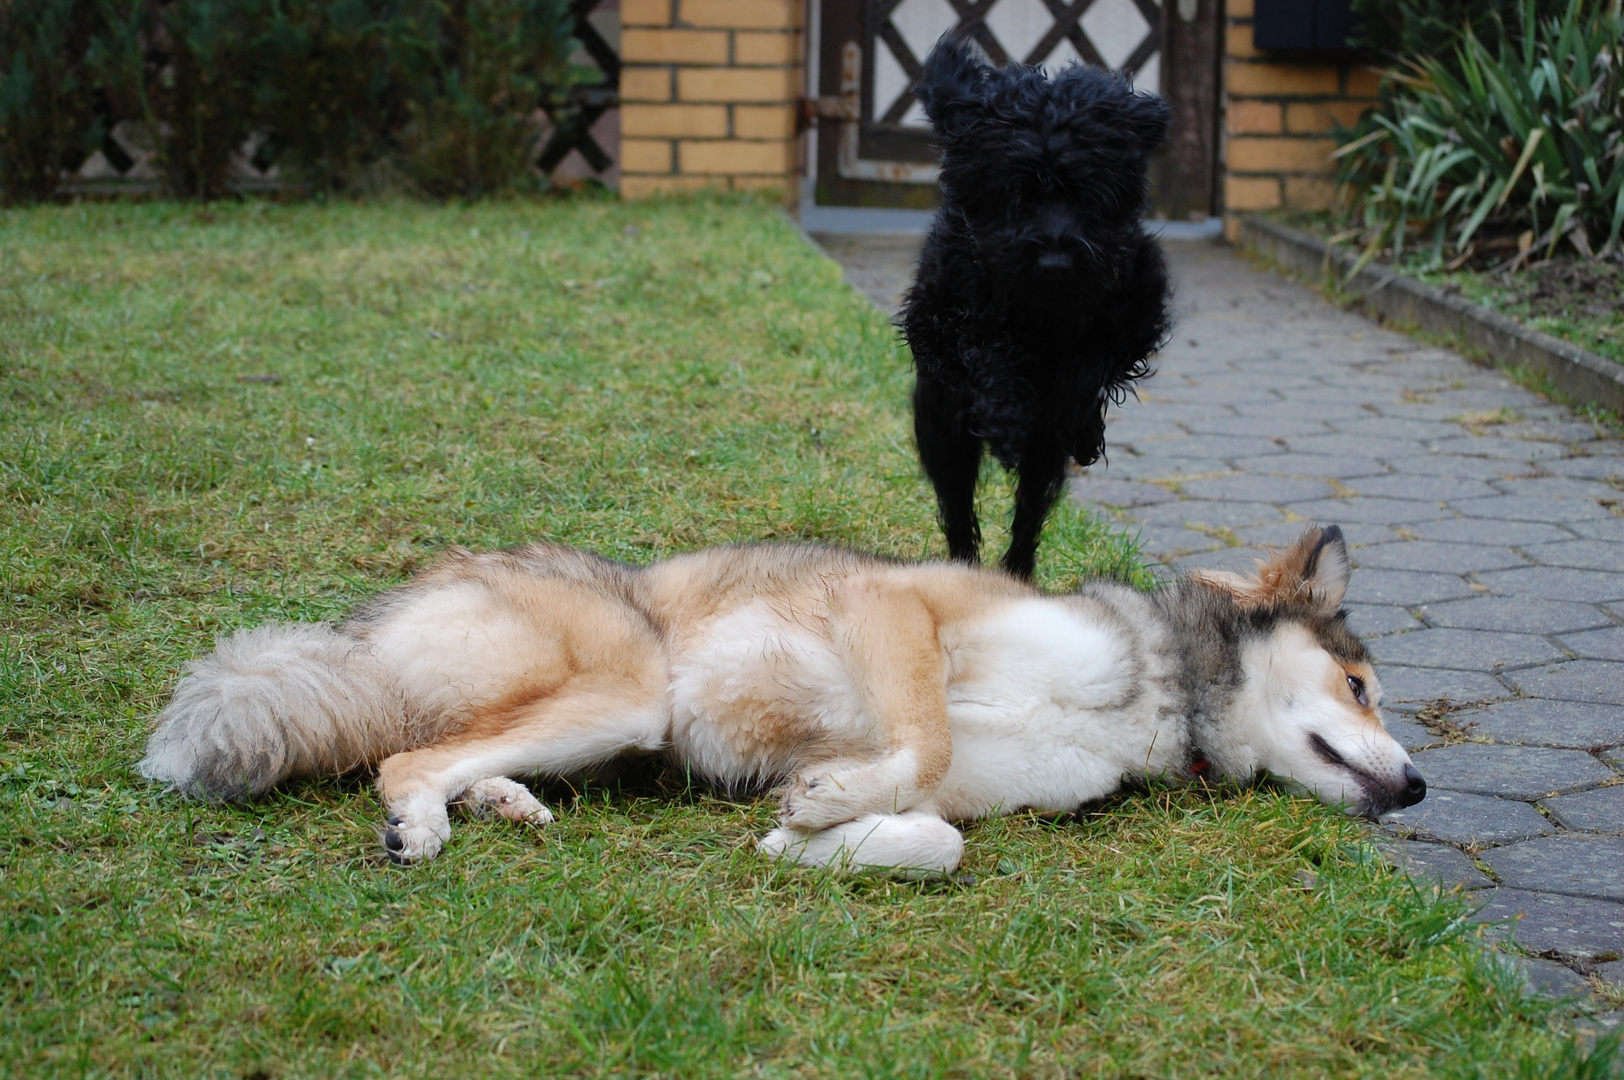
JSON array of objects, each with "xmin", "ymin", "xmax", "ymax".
[{"xmin": 1253, "ymin": 0, "xmax": 1358, "ymax": 52}]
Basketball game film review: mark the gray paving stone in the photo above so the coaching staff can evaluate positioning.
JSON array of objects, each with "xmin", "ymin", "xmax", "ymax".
[
  {"xmin": 1561, "ymin": 628, "xmax": 1624, "ymax": 662},
  {"xmin": 1455, "ymin": 699, "xmax": 1624, "ymax": 750},
  {"xmin": 1229, "ymin": 453, "xmax": 1388, "ymax": 479},
  {"xmin": 1497, "ymin": 420, "xmax": 1607, "ymax": 444},
  {"xmin": 1351, "ymin": 542, "xmax": 1527, "ymax": 574},
  {"xmin": 1452, "ymin": 494, "xmax": 1614, "ymax": 523},
  {"xmin": 1236, "ymin": 521, "xmax": 1401, "ymax": 549},
  {"xmin": 1143, "ymin": 386, "xmax": 1280, "ymax": 408},
  {"xmin": 1100, "ymin": 457, "xmax": 1235, "ymax": 482},
  {"xmin": 1286, "ymin": 497, "xmax": 1454, "ymax": 525},
  {"xmin": 1376, "ymin": 665, "xmax": 1512, "ymax": 705},
  {"xmin": 1546, "ymin": 456, "xmax": 1624, "ymax": 481},
  {"xmin": 1380, "ymin": 454, "xmax": 1530, "ymax": 479},
  {"xmin": 1420, "ymin": 595, "xmax": 1613, "ymax": 634},
  {"xmin": 1566, "ymin": 516, "xmax": 1624, "ymax": 543},
  {"xmin": 1384, "ymin": 716, "xmax": 1442, "ymax": 751},
  {"xmin": 1426, "ymin": 436, "xmax": 1567, "ymax": 461},
  {"xmin": 1541, "ymin": 787, "xmax": 1624, "ymax": 833},
  {"xmin": 1346, "ymin": 568, "xmax": 1480, "ymax": 605},
  {"xmin": 1374, "ymin": 837, "xmax": 1493, "ymax": 889},
  {"xmin": 1404, "ymin": 519, "xmax": 1574, "ymax": 545},
  {"xmin": 1520, "ymin": 541, "xmax": 1624, "ymax": 573},
  {"xmin": 1380, "ymin": 402, "xmax": 1488, "ymax": 421},
  {"xmin": 1481, "ymin": 836, "xmax": 1624, "ymax": 902},
  {"xmin": 1177, "ymin": 475, "xmax": 1336, "ymax": 502},
  {"xmin": 1128, "ymin": 434, "xmax": 1285, "ymax": 459},
  {"xmin": 1345, "ymin": 475, "xmax": 1500, "ymax": 501},
  {"xmin": 1181, "ymin": 416, "xmax": 1332, "ymax": 438},
  {"xmin": 1330, "ymin": 416, "xmax": 1471, "ymax": 440},
  {"xmin": 1510, "ymin": 660, "xmax": 1624, "ymax": 706},
  {"xmin": 1508, "ymin": 956, "xmax": 1600, "ymax": 1001},
  {"xmin": 1475, "ymin": 566, "xmax": 1624, "ymax": 602},
  {"xmin": 1131, "ymin": 500, "xmax": 1285, "ymax": 529},
  {"xmin": 1596, "ymin": 959, "xmax": 1624, "ymax": 987},
  {"xmin": 1228, "ymin": 401, "xmax": 1350, "ymax": 420},
  {"xmin": 1108, "ymin": 399, "xmax": 1230, "ymax": 423},
  {"xmin": 1288, "ymin": 434, "xmax": 1431, "ymax": 459},
  {"xmin": 1409, "ymin": 743, "xmax": 1616, "ymax": 799},
  {"xmin": 1345, "ymin": 603, "xmax": 1425, "ymax": 638},
  {"xmin": 1105, "ymin": 419, "xmax": 1193, "ymax": 443},
  {"xmin": 1368, "ymin": 628, "xmax": 1566, "ymax": 671},
  {"xmin": 1124, "ymin": 524, "xmax": 1227, "ymax": 557},
  {"xmin": 1068, "ymin": 477, "xmax": 1178, "ymax": 508},
  {"xmin": 1167, "ymin": 547, "xmax": 1273, "ymax": 574},
  {"xmin": 1494, "ymin": 476, "xmax": 1622, "ymax": 501},
  {"xmin": 1471, "ymin": 888, "xmax": 1624, "ymax": 961},
  {"xmin": 1381, "ymin": 789, "xmax": 1555, "ymax": 847},
  {"xmin": 1427, "ymin": 390, "xmax": 1538, "ymax": 411}
]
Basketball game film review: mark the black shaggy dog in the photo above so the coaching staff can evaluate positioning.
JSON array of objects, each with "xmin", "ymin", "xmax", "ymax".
[{"xmin": 900, "ymin": 38, "xmax": 1173, "ymax": 578}]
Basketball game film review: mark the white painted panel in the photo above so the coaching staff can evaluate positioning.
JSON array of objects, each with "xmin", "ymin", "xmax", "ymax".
[
  {"xmin": 1134, "ymin": 50, "xmax": 1160, "ymax": 94},
  {"xmin": 985, "ymin": 0, "xmax": 1054, "ymax": 64},
  {"xmin": 1080, "ymin": 0, "xmax": 1152, "ymax": 69},
  {"xmin": 873, "ymin": 38, "xmax": 912, "ymax": 120},
  {"xmin": 1040, "ymin": 35, "xmax": 1084, "ymax": 77},
  {"xmin": 890, "ymin": 0, "xmax": 962, "ymax": 63}
]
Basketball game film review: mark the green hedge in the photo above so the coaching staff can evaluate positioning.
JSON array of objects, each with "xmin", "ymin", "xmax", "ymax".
[
  {"xmin": 1335, "ymin": 0, "xmax": 1624, "ymax": 267},
  {"xmin": 0, "ymin": 0, "xmax": 574, "ymax": 203}
]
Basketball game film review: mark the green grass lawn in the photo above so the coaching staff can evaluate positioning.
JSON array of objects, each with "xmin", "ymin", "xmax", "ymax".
[{"xmin": 0, "ymin": 196, "xmax": 1611, "ymax": 1078}]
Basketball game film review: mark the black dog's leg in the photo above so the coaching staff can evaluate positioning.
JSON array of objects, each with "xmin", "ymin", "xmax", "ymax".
[
  {"xmin": 1002, "ymin": 445, "xmax": 1067, "ymax": 579},
  {"xmin": 913, "ymin": 374, "xmax": 984, "ymax": 564}
]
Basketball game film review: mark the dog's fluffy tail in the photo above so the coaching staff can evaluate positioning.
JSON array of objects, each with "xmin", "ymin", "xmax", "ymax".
[{"xmin": 138, "ymin": 622, "xmax": 417, "ymax": 801}]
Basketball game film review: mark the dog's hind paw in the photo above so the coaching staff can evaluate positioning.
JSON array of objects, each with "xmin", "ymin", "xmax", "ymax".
[
  {"xmin": 459, "ymin": 777, "xmax": 554, "ymax": 826},
  {"xmin": 381, "ymin": 794, "xmax": 452, "ymax": 863}
]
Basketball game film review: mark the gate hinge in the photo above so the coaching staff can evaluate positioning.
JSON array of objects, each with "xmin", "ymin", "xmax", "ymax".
[{"xmin": 797, "ymin": 94, "xmax": 859, "ymax": 133}]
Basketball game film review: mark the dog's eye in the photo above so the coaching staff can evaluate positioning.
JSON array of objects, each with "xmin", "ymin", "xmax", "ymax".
[{"xmin": 1346, "ymin": 673, "xmax": 1368, "ymax": 707}]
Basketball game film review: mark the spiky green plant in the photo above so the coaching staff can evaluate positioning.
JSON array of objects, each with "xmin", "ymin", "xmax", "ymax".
[{"xmin": 1335, "ymin": 0, "xmax": 1624, "ymax": 269}]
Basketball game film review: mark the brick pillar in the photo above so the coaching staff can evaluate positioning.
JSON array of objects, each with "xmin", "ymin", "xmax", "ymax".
[
  {"xmin": 619, "ymin": 0, "xmax": 804, "ymax": 200},
  {"xmin": 1222, "ymin": 0, "xmax": 1380, "ymax": 240}
]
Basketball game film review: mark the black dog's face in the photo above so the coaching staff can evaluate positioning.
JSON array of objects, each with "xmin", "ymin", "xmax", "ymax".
[{"xmin": 916, "ymin": 40, "xmax": 1170, "ymax": 291}]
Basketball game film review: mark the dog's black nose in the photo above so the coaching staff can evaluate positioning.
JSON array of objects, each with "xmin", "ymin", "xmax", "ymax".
[
  {"xmin": 1398, "ymin": 764, "xmax": 1426, "ymax": 807},
  {"xmin": 1035, "ymin": 252, "xmax": 1073, "ymax": 276}
]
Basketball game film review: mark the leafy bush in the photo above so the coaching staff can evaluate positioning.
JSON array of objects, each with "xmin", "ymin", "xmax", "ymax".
[
  {"xmin": 254, "ymin": 0, "xmax": 399, "ymax": 194},
  {"xmin": 389, "ymin": 0, "xmax": 573, "ymax": 199},
  {"xmin": 1350, "ymin": 0, "xmax": 1570, "ymax": 69},
  {"xmin": 0, "ymin": 0, "xmax": 104, "ymax": 204},
  {"xmin": 1335, "ymin": 0, "xmax": 1624, "ymax": 268}
]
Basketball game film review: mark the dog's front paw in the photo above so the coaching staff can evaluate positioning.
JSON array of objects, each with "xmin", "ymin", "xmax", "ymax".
[
  {"xmin": 460, "ymin": 777, "xmax": 554, "ymax": 826},
  {"xmin": 779, "ymin": 769, "xmax": 863, "ymax": 831},
  {"xmin": 381, "ymin": 795, "xmax": 452, "ymax": 863}
]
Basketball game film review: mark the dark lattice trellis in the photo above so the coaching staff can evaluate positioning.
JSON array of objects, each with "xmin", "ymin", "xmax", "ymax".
[{"xmin": 537, "ymin": 0, "xmax": 621, "ymax": 176}]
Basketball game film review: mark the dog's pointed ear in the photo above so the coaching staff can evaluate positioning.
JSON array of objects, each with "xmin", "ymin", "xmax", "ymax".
[
  {"xmin": 917, "ymin": 35, "xmax": 987, "ymax": 135},
  {"xmin": 1190, "ymin": 525, "xmax": 1350, "ymax": 615},
  {"xmin": 1125, "ymin": 91, "xmax": 1172, "ymax": 154}
]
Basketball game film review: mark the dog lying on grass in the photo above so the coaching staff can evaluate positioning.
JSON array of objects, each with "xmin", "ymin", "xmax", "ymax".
[
  {"xmin": 902, "ymin": 38, "xmax": 1173, "ymax": 578},
  {"xmin": 139, "ymin": 524, "xmax": 1425, "ymax": 872}
]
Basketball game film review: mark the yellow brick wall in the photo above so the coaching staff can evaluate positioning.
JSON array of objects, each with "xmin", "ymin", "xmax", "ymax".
[
  {"xmin": 1223, "ymin": 0, "xmax": 1379, "ymax": 239},
  {"xmin": 619, "ymin": 0, "xmax": 803, "ymax": 200}
]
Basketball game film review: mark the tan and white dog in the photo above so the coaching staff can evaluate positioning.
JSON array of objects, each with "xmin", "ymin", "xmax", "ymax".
[{"xmin": 139, "ymin": 524, "xmax": 1425, "ymax": 872}]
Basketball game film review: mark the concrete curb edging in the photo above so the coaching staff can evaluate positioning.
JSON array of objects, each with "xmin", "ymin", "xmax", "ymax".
[{"xmin": 1237, "ymin": 215, "xmax": 1624, "ymax": 416}]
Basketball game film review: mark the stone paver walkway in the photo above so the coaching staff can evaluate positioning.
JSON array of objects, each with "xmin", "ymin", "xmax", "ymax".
[{"xmin": 813, "ymin": 230, "xmax": 1624, "ymax": 1012}]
